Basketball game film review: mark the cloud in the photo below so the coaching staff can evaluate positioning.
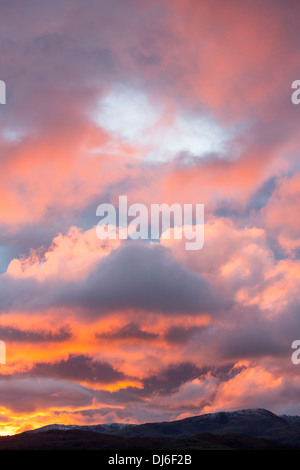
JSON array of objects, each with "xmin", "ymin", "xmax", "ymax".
[
  {"xmin": 2, "ymin": 240, "xmax": 223, "ymax": 317},
  {"xmin": 61, "ymin": 243, "xmax": 222, "ymax": 316},
  {"xmin": 7, "ymin": 225, "xmax": 120, "ymax": 281},
  {"xmin": 0, "ymin": 324, "xmax": 72, "ymax": 343},
  {"xmin": 0, "ymin": 354, "xmax": 127, "ymax": 386},
  {"xmin": 163, "ymin": 325, "xmax": 207, "ymax": 345},
  {"xmin": 96, "ymin": 322, "xmax": 159, "ymax": 342},
  {"xmin": 140, "ymin": 362, "xmax": 236, "ymax": 397},
  {"xmin": 27, "ymin": 354, "xmax": 126, "ymax": 384},
  {"xmin": 0, "ymin": 377, "xmax": 95, "ymax": 414}
]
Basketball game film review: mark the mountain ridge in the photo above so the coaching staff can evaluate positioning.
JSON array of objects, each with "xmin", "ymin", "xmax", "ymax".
[
  {"xmin": 1, "ymin": 408, "xmax": 300, "ymax": 450},
  {"xmin": 23, "ymin": 407, "xmax": 300, "ymax": 445},
  {"xmin": 26, "ymin": 407, "xmax": 284, "ymax": 433}
]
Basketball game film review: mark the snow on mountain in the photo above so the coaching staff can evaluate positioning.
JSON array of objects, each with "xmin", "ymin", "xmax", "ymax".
[{"xmin": 27, "ymin": 422, "xmax": 136, "ymax": 435}]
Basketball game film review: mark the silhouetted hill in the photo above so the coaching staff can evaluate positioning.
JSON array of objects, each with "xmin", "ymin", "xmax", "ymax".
[
  {"xmin": 112, "ymin": 408, "xmax": 291, "ymax": 440},
  {"xmin": 0, "ymin": 429, "xmax": 296, "ymax": 450},
  {"xmin": 2, "ymin": 408, "xmax": 300, "ymax": 450}
]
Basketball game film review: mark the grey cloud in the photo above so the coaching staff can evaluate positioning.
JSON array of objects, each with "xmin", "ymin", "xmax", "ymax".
[
  {"xmin": 0, "ymin": 243, "xmax": 225, "ymax": 317},
  {"xmin": 58, "ymin": 243, "xmax": 224, "ymax": 316},
  {"xmin": 27, "ymin": 354, "xmax": 126, "ymax": 384},
  {"xmin": 0, "ymin": 324, "xmax": 72, "ymax": 343},
  {"xmin": 96, "ymin": 322, "xmax": 159, "ymax": 341}
]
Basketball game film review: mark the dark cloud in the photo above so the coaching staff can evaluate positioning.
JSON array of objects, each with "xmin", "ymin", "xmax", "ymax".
[
  {"xmin": 101, "ymin": 363, "xmax": 240, "ymax": 405},
  {"xmin": 0, "ymin": 325, "xmax": 72, "ymax": 343},
  {"xmin": 140, "ymin": 362, "xmax": 237, "ymax": 397},
  {"xmin": 142, "ymin": 362, "xmax": 202, "ymax": 396},
  {"xmin": 56, "ymin": 243, "xmax": 224, "ymax": 316},
  {"xmin": 189, "ymin": 303, "xmax": 300, "ymax": 363},
  {"xmin": 164, "ymin": 325, "xmax": 207, "ymax": 344},
  {"xmin": 96, "ymin": 322, "xmax": 159, "ymax": 341},
  {"xmin": 27, "ymin": 354, "xmax": 126, "ymax": 384},
  {"xmin": 220, "ymin": 327, "xmax": 288, "ymax": 361},
  {"xmin": 0, "ymin": 243, "xmax": 225, "ymax": 317}
]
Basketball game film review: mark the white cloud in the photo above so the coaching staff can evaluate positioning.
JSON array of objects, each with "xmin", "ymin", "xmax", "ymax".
[{"xmin": 93, "ymin": 85, "xmax": 231, "ymax": 162}]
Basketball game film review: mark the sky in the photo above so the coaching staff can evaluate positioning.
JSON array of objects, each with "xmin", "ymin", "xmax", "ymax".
[{"xmin": 0, "ymin": 0, "xmax": 300, "ymax": 435}]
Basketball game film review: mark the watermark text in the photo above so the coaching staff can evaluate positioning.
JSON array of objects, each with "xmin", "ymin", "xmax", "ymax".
[{"xmin": 96, "ymin": 196, "xmax": 204, "ymax": 250}]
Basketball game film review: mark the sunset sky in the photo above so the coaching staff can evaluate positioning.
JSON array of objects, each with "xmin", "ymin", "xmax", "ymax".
[{"xmin": 1, "ymin": 0, "xmax": 300, "ymax": 435}]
